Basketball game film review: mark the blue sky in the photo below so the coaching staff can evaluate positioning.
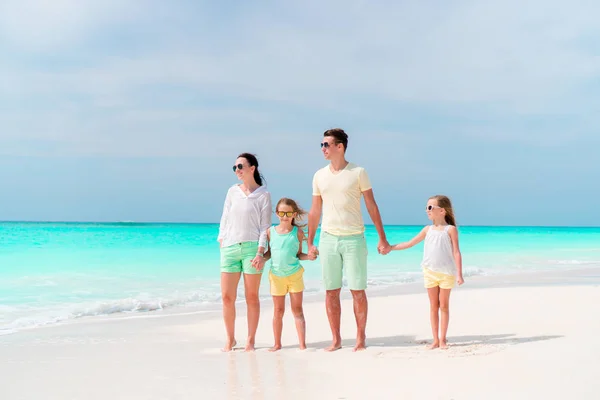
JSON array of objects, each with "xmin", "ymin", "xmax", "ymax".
[{"xmin": 1, "ymin": 0, "xmax": 599, "ymax": 226}]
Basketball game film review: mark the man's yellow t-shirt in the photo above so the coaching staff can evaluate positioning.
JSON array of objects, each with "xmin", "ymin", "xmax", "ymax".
[{"xmin": 312, "ymin": 162, "xmax": 372, "ymax": 236}]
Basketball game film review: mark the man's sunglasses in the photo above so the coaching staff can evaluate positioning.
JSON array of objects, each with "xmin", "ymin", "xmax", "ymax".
[
  {"xmin": 232, "ymin": 163, "xmax": 244, "ymax": 172},
  {"xmin": 276, "ymin": 211, "xmax": 295, "ymax": 217},
  {"xmin": 426, "ymin": 205, "xmax": 442, "ymax": 211},
  {"xmin": 320, "ymin": 142, "xmax": 339, "ymax": 148}
]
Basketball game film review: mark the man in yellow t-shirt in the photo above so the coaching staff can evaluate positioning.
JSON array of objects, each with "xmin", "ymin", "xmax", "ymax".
[{"xmin": 308, "ymin": 128, "xmax": 391, "ymax": 352}]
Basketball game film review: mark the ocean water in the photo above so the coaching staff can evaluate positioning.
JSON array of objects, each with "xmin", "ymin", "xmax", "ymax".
[{"xmin": 1, "ymin": 222, "xmax": 600, "ymax": 335}]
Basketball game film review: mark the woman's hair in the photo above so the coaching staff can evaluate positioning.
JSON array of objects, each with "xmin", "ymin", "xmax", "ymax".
[
  {"xmin": 276, "ymin": 198, "xmax": 308, "ymax": 234},
  {"xmin": 430, "ymin": 195, "xmax": 457, "ymax": 226},
  {"xmin": 237, "ymin": 153, "xmax": 264, "ymax": 186}
]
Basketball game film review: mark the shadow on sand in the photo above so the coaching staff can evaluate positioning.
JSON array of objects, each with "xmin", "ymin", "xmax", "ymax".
[{"xmin": 294, "ymin": 333, "xmax": 563, "ymax": 350}]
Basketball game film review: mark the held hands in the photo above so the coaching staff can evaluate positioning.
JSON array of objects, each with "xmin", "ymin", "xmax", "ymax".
[
  {"xmin": 251, "ymin": 254, "xmax": 266, "ymax": 271},
  {"xmin": 377, "ymin": 239, "xmax": 391, "ymax": 255},
  {"xmin": 308, "ymin": 245, "xmax": 319, "ymax": 261}
]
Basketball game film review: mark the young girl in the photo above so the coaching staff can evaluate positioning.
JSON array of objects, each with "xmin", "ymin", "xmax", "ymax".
[
  {"xmin": 264, "ymin": 198, "xmax": 315, "ymax": 351},
  {"xmin": 390, "ymin": 195, "xmax": 464, "ymax": 350}
]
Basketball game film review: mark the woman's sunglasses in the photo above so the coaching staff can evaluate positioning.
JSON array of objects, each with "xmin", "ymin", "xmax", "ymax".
[
  {"xmin": 276, "ymin": 211, "xmax": 295, "ymax": 217},
  {"xmin": 426, "ymin": 205, "xmax": 442, "ymax": 211},
  {"xmin": 232, "ymin": 163, "xmax": 244, "ymax": 172}
]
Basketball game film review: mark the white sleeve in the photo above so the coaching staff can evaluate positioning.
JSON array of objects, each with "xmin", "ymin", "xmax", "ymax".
[
  {"xmin": 258, "ymin": 192, "xmax": 272, "ymax": 249},
  {"xmin": 218, "ymin": 189, "xmax": 232, "ymax": 241}
]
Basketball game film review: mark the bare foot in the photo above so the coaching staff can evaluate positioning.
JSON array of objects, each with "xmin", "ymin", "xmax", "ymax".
[
  {"xmin": 245, "ymin": 342, "xmax": 255, "ymax": 352},
  {"xmin": 353, "ymin": 342, "xmax": 367, "ymax": 352},
  {"xmin": 222, "ymin": 339, "xmax": 236, "ymax": 352},
  {"xmin": 299, "ymin": 344, "xmax": 307, "ymax": 351},
  {"xmin": 426, "ymin": 341, "xmax": 440, "ymax": 350},
  {"xmin": 440, "ymin": 340, "xmax": 449, "ymax": 350},
  {"xmin": 324, "ymin": 341, "xmax": 342, "ymax": 352},
  {"xmin": 268, "ymin": 345, "xmax": 282, "ymax": 352}
]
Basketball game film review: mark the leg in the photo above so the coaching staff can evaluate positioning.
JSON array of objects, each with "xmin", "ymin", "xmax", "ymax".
[
  {"xmin": 221, "ymin": 272, "xmax": 241, "ymax": 352},
  {"xmin": 350, "ymin": 290, "xmax": 368, "ymax": 351},
  {"xmin": 438, "ymin": 288, "xmax": 452, "ymax": 349},
  {"xmin": 427, "ymin": 286, "xmax": 441, "ymax": 349},
  {"xmin": 342, "ymin": 235, "xmax": 369, "ymax": 352},
  {"xmin": 243, "ymin": 273, "xmax": 262, "ymax": 351},
  {"xmin": 269, "ymin": 296, "xmax": 285, "ymax": 351},
  {"xmin": 290, "ymin": 292, "xmax": 306, "ymax": 350},
  {"xmin": 325, "ymin": 289, "xmax": 342, "ymax": 351},
  {"xmin": 319, "ymin": 233, "xmax": 343, "ymax": 351}
]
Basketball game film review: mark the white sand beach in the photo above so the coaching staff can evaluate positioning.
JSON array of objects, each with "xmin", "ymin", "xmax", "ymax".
[{"xmin": 1, "ymin": 270, "xmax": 599, "ymax": 400}]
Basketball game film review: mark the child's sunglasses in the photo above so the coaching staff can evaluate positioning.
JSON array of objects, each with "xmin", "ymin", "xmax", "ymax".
[
  {"xmin": 232, "ymin": 163, "xmax": 244, "ymax": 172},
  {"xmin": 426, "ymin": 205, "xmax": 442, "ymax": 211},
  {"xmin": 275, "ymin": 211, "xmax": 295, "ymax": 217}
]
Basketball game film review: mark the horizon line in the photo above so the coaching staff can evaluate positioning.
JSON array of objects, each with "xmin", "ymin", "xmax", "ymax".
[{"xmin": 1, "ymin": 220, "xmax": 599, "ymax": 229}]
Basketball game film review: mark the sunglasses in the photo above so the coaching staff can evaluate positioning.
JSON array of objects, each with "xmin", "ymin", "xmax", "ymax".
[
  {"xmin": 232, "ymin": 163, "xmax": 244, "ymax": 172},
  {"xmin": 276, "ymin": 211, "xmax": 295, "ymax": 217},
  {"xmin": 426, "ymin": 205, "xmax": 442, "ymax": 211},
  {"xmin": 320, "ymin": 142, "xmax": 338, "ymax": 148}
]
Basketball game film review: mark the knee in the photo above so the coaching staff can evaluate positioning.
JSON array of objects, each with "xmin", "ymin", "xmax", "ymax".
[
  {"xmin": 439, "ymin": 303, "xmax": 449, "ymax": 313},
  {"xmin": 326, "ymin": 289, "xmax": 341, "ymax": 299},
  {"xmin": 245, "ymin": 293, "xmax": 259, "ymax": 306},
  {"xmin": 291, "ymin": 306, "xmax": 304, "ymax": 319},
  {"xmin": 429, "ymin": 302, "xmax": 440, "ymax": 311},
  {"xmin": 222, "ymin": 293, "xmax": 236, "ymax": 306},
  {"xmin": 274, "ymin": 306, "xmax": 285, "ymax": 318}
]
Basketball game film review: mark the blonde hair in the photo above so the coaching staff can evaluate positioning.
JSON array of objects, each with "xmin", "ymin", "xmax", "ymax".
[
  {"xmin": 430, "ymin": 195, "xmax": 457, "ymax": 226},
  {"xmin": 276, "ymin": 198, "xmax": 307, "ymax": 233}
]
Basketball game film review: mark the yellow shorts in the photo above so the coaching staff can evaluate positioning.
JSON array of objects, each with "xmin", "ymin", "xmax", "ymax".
[
  {"xmin": 424, "ymin": 268, "xmax": 455, "ymax": 289},
  {"xmin": 269, "ymin": 268, "xmax": 304, "ymax": 296}
]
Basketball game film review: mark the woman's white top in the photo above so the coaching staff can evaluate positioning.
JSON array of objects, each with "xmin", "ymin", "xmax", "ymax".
[
  {"xmin": 421, "ymin": 225, "xmax": 456, "ymax": 276},
  {"xmin": 218, "ymin": 184, "xmax": 272, "ymax": 249}
]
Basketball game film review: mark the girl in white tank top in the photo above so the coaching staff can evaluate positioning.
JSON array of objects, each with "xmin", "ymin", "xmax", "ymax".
[{"xmin": 388, "ymin": 195, "xmax": 464, "ymax": 350}]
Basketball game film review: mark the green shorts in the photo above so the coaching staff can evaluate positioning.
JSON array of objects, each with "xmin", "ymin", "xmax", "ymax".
[
  {"xmin": 220, "ymin": 241, "xmax": 262, "ymax": 274},
  {"xmin": 319, "ymin": 232, "xmax": 368, "ymax": 290}
]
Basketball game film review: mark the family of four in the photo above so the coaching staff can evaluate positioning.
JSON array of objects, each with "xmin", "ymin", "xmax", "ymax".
[{"xmin": 217, "ymin": 128, "xmax": 464, "ymax": 353}]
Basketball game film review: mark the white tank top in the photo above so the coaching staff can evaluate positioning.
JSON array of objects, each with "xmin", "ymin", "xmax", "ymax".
[{"xmin": 421, "ymin": 225, "xmax": 456, "ymax": 276}]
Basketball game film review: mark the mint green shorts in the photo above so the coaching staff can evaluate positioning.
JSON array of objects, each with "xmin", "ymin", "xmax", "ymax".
[
  {"xmin": 220, "ymin": 241, "xmax": 262, "ymax": 274},
  {"xmin": 319, "ymin": 232, "xmax": 368, "ymax": 290}
]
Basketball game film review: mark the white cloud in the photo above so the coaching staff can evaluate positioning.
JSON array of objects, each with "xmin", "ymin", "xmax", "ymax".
[{"xmin": 1, "ymin": 0, "xmax": 599, "ymax": 157}]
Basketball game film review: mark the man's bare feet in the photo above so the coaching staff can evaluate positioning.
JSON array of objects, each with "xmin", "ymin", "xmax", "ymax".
[
  {"xmin": 324, "ymin": 341, "xmax": 342, "ymax": 352},
  {"xmin": 269, "ymin": 345, "xmax": 282, "ymax": 352},
  {"xmin": 222, "ymin": 339, "xmax": 236, "ymax": 352},
  {"xmin": 426, "ymin": 341, "xmax": 440, "ymax": 350},
  {"xmin": 353, "ymin": 342, "xmax": 367, "ymax": 352},
  {"xmin": 440, "ymin": 340, "xmax": 449, "ymax": 350}
]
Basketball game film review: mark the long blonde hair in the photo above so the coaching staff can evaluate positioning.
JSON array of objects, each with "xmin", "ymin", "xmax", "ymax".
[
  {"xmin": 430, "ymin": 195, "xmax": 457, "ymax": 226},
  {"xmin": 276, "ymin": 198, "xmax": 307, "ymax": 234}
]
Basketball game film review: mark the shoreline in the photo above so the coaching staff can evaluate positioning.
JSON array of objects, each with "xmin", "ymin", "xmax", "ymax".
[
  {"xmin": 3, "ymin": 266, "xmax": 599, "ymax": 338},
  {"xmin": 1, "ymin": 268, "xmax": 598, "ymax": 399}
]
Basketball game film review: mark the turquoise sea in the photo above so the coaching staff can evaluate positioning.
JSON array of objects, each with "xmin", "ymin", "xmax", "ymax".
[{"xmin": 1, "ymin": 222, "xmax": 600, "ymax": 335}]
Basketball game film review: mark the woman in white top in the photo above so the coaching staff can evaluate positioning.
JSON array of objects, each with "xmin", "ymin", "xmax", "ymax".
[
  {"xmin": 218, "ymin": 153, "xmax": 272, "ymax": 352},
  {"xmin": 389, "ymin": 195, "xmax": 464, "ymax": 350}
]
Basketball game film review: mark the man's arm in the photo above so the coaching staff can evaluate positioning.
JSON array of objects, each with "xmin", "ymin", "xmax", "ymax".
[
  {"xmin": 363, "ymin": 189, "xmax": 390, "ymax": 254},
  {"xmin": 308, "ymin": 195, "xmax": 322, "ymax": 253}
]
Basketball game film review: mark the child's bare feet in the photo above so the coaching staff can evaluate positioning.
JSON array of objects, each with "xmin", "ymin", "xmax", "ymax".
[
  {"xmin": 426, "ymin": 341, "xmax": 440, "ymax": 350},
  {"xmin": 244, "ymin": 340, "xmax": 255, "ymax": 352},
  {"xmin": 222, "ymin": 339, "xmax": 236, "ymax": 352},
  {"xmin": 269, "ymin": 345, "xmax": 282, "ymax": 352},
  {"xmin": 440, "ymin": 340, "xmax": 449, "ymax": 350},
  {"xmin": 299, "ymin": 344, "xmax": 307, "ymax": 351}
]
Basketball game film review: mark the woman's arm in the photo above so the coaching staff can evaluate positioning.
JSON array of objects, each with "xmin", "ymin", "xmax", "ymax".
[
  {"xmin": 217, "ymin": 189, "xmax": 232, "ymax": 247},
  {"xmin": 390, "ymin": 226, "xmax": 428, "ymax": 251}
]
